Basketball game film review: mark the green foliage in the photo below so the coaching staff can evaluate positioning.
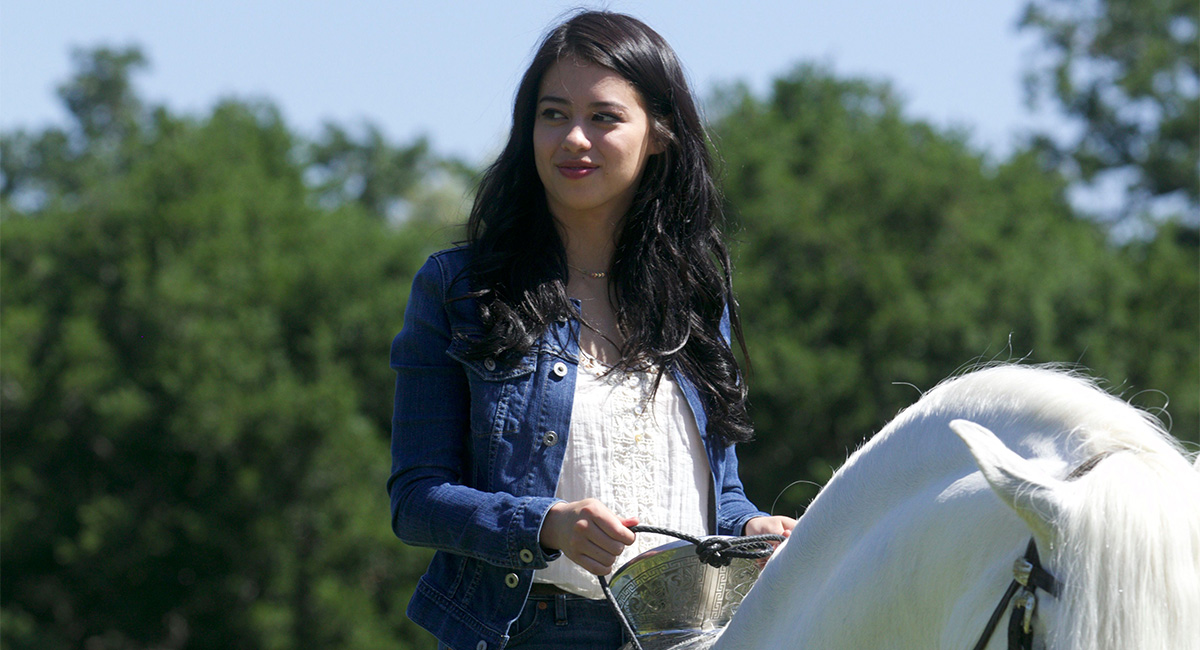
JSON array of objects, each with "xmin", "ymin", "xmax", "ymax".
[
  {"xmin": 1111, "ymin": 223, "xmax": 1200, "ymax": 436},
  {"xmin": 1020, "ymin": 0, "xmax": 1199, "ymax": 216},
  {"xmin": 1, "ymin": 46, "xmax": 151, "ymax": 213},
  {"xmin": 308, "ymin": 124, "xmax": 429, "ymax": 217},
  {"xmin": 2, "ymin": 48, "xmax": 451, "ymax": 650},
  {"xmin": 711, "ymin": 65, "xmax": 1198, "ymax": 516},
  {"xmin": 58, "ymin": 46, "xmax": 147, "ymax": 145}
]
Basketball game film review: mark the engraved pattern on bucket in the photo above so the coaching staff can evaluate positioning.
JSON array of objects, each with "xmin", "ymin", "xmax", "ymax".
[{"xmin": 609, "ymin": 537, "xmax": 763, "ymax": 643}]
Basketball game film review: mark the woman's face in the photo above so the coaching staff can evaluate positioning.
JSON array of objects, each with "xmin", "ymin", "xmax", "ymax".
[{"xmin": 533, "ymin": 58, "xmax": 660, "ymax": 226}]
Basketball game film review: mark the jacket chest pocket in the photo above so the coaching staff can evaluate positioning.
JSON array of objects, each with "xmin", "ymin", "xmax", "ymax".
[{"xmin": 446, "ymin": 338, "xmax": 536, "ymax": 439}]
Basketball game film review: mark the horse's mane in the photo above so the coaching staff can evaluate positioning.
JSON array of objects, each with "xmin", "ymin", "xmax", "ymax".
[{"xmin": 912, "ymin": 363, "xmax": 1184, "ymax": 460}]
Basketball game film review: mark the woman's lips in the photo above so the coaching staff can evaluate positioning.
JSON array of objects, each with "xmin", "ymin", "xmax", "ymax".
[{"xmin": 556, "ymin": 163, "xmax": 597, "ymax": 179}]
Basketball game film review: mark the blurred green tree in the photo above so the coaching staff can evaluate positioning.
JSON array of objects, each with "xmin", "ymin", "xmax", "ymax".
[
  {"xmin": 1020, "ymin": 0, "xmax": 1199, "ymax": 219},
  {"xmin": 710, "ymin": 65, "xmax": 1198, "ymax": 516},
  {"xmin": 1, "ymin": 47, "xmax": 456, "ymax": 650}
]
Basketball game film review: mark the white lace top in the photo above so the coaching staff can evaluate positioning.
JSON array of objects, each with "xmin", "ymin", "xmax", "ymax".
[{"xmin": 534, "ymin": 351, "xmax": 713, "ymax": 598}]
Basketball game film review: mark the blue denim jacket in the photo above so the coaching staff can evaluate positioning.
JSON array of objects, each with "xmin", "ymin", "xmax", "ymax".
[{"xmin": 388, "ymin": 247, "xmax": 768, "ymax": 650}]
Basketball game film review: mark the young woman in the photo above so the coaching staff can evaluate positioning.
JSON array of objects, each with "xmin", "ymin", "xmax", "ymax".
[{"xmin": 388, "ymin": 11, "xmax": 795, "ymax": 650}]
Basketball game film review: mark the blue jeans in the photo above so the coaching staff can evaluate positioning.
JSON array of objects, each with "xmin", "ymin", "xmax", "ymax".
[{"xmin": 437, "ymin": 592, "xmax": 628, "ymax": 650}]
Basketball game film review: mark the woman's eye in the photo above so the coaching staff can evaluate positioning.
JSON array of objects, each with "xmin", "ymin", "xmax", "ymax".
[
  {"xmin": 594, "ymin": 113, "xmax": 621, "ymax": 124},
  {"xmin": 539, "ymin": 108, "xmax": 566, "ymax": 120}
]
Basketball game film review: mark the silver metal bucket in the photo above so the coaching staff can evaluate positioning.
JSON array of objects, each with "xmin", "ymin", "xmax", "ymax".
[{"xmin": 611, "ymin": 537, "xmax": 763, "ymax": 650}]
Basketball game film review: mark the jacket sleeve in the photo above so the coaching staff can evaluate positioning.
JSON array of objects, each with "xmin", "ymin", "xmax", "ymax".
[
  {"xmin": 386, "ymin": 254, "xmax": 558, "ymax": 569},
  {"xmin": 715, "ymin": 444, "xmax": 771, "ymax": 535},
  {"xmin": 715, "ymin": 304, "xmax": 770, "ymax": 535}
]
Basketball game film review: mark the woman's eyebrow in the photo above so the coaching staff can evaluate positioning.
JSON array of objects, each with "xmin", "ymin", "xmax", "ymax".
[{"xmin": 537, "ymin": 95, "xmax": 629, "ymax": 112}]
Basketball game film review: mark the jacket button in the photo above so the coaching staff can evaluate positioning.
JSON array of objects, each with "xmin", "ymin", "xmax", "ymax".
[
  {"xmin": 483, "ymin": 358, "xmax": 497, "ymax": 371},
  {"xmin": 543, "ymin": 431, "xmax": 559, "ymax": 447},
  {"xmin": 476, "ymin": 642, "xmax": 487, "ymax": 650},
  {"xmin": 552, "ymin": 361, "xmax": 568, "ymax": 377},
  {"xmin": 519, "ymin": 549, "xmax": 535, "ymax": 564},
  {"xmin": 504, "ymin": 573, "xmax": 519, "ymax": 588}
]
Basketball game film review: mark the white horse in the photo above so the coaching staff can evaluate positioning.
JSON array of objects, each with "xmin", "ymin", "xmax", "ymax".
[{"xmin": 713, "ymin": 365, "xmax": 1200, "ymax": 650}]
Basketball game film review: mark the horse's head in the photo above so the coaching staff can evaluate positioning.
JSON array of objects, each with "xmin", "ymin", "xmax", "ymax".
[{"xmin": 951, "ymin": 417, "xmax": 1200, "ymax": 650}]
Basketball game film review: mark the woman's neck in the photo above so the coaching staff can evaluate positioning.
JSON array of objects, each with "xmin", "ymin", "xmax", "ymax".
[
  {"xmin": 555, "ymin": 211, "xmax": 620, "ymax": 274},
  {"xmin": 552, "ymin": 210, "xmax": 624, "ymax": 362}
]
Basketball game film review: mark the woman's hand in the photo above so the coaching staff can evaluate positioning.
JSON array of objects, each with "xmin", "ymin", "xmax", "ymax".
[
  {"xmin": 540, "ymin": 499, "xmax": 638, "ymax": 575},
  {"xmin": 744, "ymin": 515, "xmax": 797, "ymax": 568},
  {"xmin": 743, "ymin": 515, "xmax": 797, "ymax": 539}
]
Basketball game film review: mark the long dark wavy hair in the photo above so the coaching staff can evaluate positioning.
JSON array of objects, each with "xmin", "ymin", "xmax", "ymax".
[{"xmin": 462, "ymin": 10, "xmax": 753, "ymax": 445}]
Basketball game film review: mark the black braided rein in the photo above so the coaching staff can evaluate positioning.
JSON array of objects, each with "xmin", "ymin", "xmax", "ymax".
[{"xmin": 598, "ymin": 525, "xmax": 786, "ymax": 650}]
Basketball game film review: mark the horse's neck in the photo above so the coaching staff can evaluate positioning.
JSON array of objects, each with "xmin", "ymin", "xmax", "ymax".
[
  {"xmin": 721, "ymin": 408, "xmax": 1049, "ymax": 648},
  {"xmin": 718, "ymin": 368, "xmax": 1091, "ymax": 648},
  {"xmin": 782, "ymin": 401, "xmax": 1071, "ymax": 578},
  {"xmin": 716, "ymin": 367, "xmax": 1200, "ymax": 650}
]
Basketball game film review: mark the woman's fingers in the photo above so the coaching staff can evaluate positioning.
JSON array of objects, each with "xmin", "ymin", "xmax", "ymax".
[
  {"xmin": 743, "ymin": 515, "xmax": 797, "ymax": 539},
  {"xmin": 541, "ymin": 499, "xmax": 637, "ymax": 575},
  {"xmin": 575, "ymin": 537, "xmax": 623, "ymax": 574}
]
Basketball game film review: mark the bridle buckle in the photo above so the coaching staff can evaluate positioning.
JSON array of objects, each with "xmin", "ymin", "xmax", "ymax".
[
  {"xmin": 1016, "ymin": 589, "xmax": 1038, "ymax": 634},
  {"xmin": 1012, "ymin": 556, "xmax": 1033, "ymax": 587}
]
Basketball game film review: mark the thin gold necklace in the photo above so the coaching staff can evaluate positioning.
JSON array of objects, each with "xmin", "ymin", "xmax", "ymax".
[{"xmin": 568, "ymin": 264, "xmax": 607, "ymax": 279}]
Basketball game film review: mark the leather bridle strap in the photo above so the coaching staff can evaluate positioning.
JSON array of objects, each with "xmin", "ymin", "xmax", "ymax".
[
  {"xmin": 1015, "ymin": 537, "xmax": 1061, "ymax": 597},
  {"xmin": 970, "ymin": 538, "xmax": 1061, "ymax": 650},
  {"xmin": 972, "ymin": 579, "xmax": 1022, "ymax": 650}
]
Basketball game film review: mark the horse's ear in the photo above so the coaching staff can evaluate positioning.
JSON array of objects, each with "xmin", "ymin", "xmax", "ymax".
[{"xmin": 950, "ymin": 419, "xmax": 1064, "ymax": 541}]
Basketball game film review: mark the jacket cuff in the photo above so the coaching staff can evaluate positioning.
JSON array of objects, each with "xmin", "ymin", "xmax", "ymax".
[
  {"xmin": 511, "ymin": 496, "xmax": 563, "ymax": 568},
  {"xmin": 735, "ymin": 511, "xmax": 773, "ymax": 535},
  {"xmin": 719, "ymin": 506, "xmax": 772, "ymax": 537}
]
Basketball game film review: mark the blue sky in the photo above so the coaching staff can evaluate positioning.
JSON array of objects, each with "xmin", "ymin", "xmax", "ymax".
[{"xmin": 1, "ymin": 0, "xmax": 1063, "ymax": 165}]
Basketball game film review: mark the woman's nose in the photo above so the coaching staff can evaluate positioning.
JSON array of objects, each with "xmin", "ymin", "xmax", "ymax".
[{"xmin": 562, "ymin": 123, "xmax": 590, "ymax": 151}]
